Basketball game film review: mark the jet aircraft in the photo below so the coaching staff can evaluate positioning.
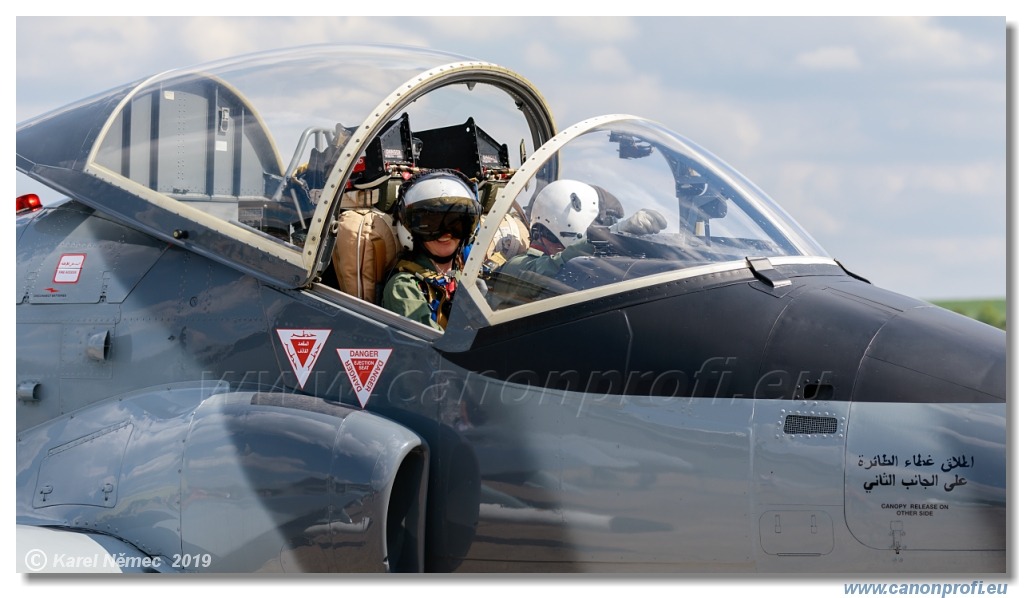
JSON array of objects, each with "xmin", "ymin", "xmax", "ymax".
[{"xmin": 15, "ymin": 44, "xmax": 1005, "ymax": 573}]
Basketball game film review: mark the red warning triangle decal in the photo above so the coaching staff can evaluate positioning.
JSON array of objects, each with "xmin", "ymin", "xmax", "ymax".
[
  {"xmin": 290, "ymin": 337, "xmax": 318, "ymax": 366},
  {"xmin": 276, "ymin": 329, "xmax": 331, "ymax": 389},
  {"xmin": 338, "ymin": 348, "xmax": 393, "ymax": 408},
  {"xmin": 349, "ymin": 359, "xmax": 378, "ymax": 386}
]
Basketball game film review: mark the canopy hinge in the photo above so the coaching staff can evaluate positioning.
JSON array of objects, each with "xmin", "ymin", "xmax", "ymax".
[{"xmin": 747, "ymin": 257, "xmax": 791, "ymax": 289}]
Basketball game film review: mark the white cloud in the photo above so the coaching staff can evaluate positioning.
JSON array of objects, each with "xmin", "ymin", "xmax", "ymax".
[
  {"xmin": 178, "ymin": 17, "xmax": 436, "ymax": 61},
  {"xmin": 587, "ymin": 46, "xmax": 631, "ymax": 75},
  {"xmin": 838, "ymin": 234, "xmax": 1006, "ymax": 300},
  {"xmin": 795, "ymin": 46, "xmax": 862, "ymax": 71},
  {"xmin": 905, "ymin": 161, "xmax": 1004, "ymax": 197},
  {"xmin": 784, "ymin": 160, "xmax": 1004, "ymax": 221},
  {"xmin": 767, "ymin": 161, "xmax": 845, "ymax": 235},
  {"xmin": 179, "ymin": 18, "xmax": 273, "ymax": 63},
  {"xmin": 553, "ymin": 16, "xmax": 639, "ymax": 41},
  {"xmin": 522, "ymin": 40, "xmax": 564, "ymax": 71},
  {"xmin": 422, "ymin": 16, "xmax": 525, "ymax": 42},
  {"xmin": 553, "ymin": 72, "xmax": 767, "ymax": 162},
  {"xmin": 19, "ymin": 17, "xmax": 168, "ymax": 85},
  {"xmin": 870, "ymin": 17, "xmax": 999, "ymax": 70}
]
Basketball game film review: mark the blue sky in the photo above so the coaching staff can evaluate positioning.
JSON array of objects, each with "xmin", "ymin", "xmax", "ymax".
[{"xmin": 15, "ymin": 16, "xmax": 1008, "ymax": 301}]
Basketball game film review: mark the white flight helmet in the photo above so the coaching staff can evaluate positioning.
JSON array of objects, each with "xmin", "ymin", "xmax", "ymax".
[
  {"xmin": 396, "ymin": 170, "xmax": 481, "ymax": 251},
  {"xmin": 529, "ymin": 179, "xmax": 600, "ymax": 244}
]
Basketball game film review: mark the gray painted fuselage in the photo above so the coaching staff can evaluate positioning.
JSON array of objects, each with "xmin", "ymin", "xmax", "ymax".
[{"xmin": 16, "ymin": 201, "xmax": 1005, "ymax": 573}]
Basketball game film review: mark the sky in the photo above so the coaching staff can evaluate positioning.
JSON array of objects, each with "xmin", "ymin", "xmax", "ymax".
[{"xmin": 14, "ymin": 16, "xmax": 1009, "ymax": 301}]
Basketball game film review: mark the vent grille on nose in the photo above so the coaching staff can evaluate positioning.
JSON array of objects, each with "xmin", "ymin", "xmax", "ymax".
[{"xmin": 784, "ymin": 414, "xmax": 838, "ymax": 435}]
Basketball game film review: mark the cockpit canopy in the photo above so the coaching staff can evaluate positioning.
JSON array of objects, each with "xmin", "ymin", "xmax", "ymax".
[
  {"xmin": 17, "ymin": 44, "xmax": 829, "ymax": 327},
  {"xmin": 459, "ymin": 115, "xmax": 827, "ymax": 323},
  {"xmin": 17, "ymin": 44, "xmax": 555, "ymax": 287}
]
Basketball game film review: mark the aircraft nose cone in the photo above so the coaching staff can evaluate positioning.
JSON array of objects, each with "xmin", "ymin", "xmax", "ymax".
[{"xmin": 852, "ymin": 304, "xmax": 1005, "ymax": 404}]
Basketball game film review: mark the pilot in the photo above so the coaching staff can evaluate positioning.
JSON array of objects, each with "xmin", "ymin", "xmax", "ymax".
[
  {"xmin": 381, "ymin": 170, "xmax": 482, "ymax": 330},
  {"xmin": 491, "ymin": 179, "xmax": 667, "ymax": 306}
]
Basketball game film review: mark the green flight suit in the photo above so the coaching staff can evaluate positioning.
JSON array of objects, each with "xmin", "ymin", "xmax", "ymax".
[
  {"xmin": 381, "ymin": 252, "xmax": 456, "ymax": 331},
  {"xmin": 490, "ymin": 241, "xmax": 595, "ymax": 308}
]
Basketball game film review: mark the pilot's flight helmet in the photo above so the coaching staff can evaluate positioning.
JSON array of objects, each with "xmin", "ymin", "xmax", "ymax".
[
  {"xmin": 529, "ymin": 179, "xmax": 600, "ymax": 243},
  {"xmin": 398, "ymin": 170, "xmax": 481, "ymax": 242}
]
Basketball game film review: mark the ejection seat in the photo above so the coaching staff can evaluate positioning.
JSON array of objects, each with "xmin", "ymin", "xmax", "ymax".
[
  {"xmin": 330, "ymin": 186, "xmax": 403, "ymax": 304},
  {"xmin": 317, "ymin": 113, "xmax": 533, "ymax": 307}
]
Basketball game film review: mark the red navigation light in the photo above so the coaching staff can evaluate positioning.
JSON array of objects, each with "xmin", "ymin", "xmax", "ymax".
[{"xmin": 16, "ymin": 194, "xmax": 43, "ymax": 213}]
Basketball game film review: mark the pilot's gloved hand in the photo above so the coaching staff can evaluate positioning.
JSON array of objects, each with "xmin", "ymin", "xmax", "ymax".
[{"xmin": 610, "ymin": 209, "xmax": 668, "ymax": 236}]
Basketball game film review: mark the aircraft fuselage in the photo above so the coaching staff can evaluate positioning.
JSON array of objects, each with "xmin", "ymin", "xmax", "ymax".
[{"xmin": 16, "ymin": 201, "xmax": 1005, "ymax": 572}]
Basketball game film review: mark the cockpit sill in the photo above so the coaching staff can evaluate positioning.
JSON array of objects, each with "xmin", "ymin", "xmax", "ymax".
[
  {"xmin": 306, "ymin": 255, "xmax": 844, "ymax": 350},
  {"xmin": 456, "ymin": 255, "xmax": 842, "ymax": 330}
]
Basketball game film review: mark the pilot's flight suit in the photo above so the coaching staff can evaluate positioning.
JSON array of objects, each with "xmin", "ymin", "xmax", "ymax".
[
  {"xmin": 490, "ymin": 240, "xmax": 595, "ymax": 308},
  {"xmin": 381, "ymin": 252, "xmax": 459, "ymax": 331}
]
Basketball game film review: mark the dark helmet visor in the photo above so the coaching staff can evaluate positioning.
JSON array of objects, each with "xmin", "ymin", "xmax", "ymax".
[{"xmin": 405, "ymin": 197, "xmax": 481, "ymax": 241}]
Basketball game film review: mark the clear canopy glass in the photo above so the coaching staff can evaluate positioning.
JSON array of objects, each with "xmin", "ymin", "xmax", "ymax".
[
  {"xmin": 17, "ymin": 45, "xmax": 553, "ymax": 285},
  {"xmin": 468, "ymin": 117, "xmax": 827, "ymax": 314},
  {"xmin": 19, "ymin": 46, "xmax": 831, "ymax": 330}
]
